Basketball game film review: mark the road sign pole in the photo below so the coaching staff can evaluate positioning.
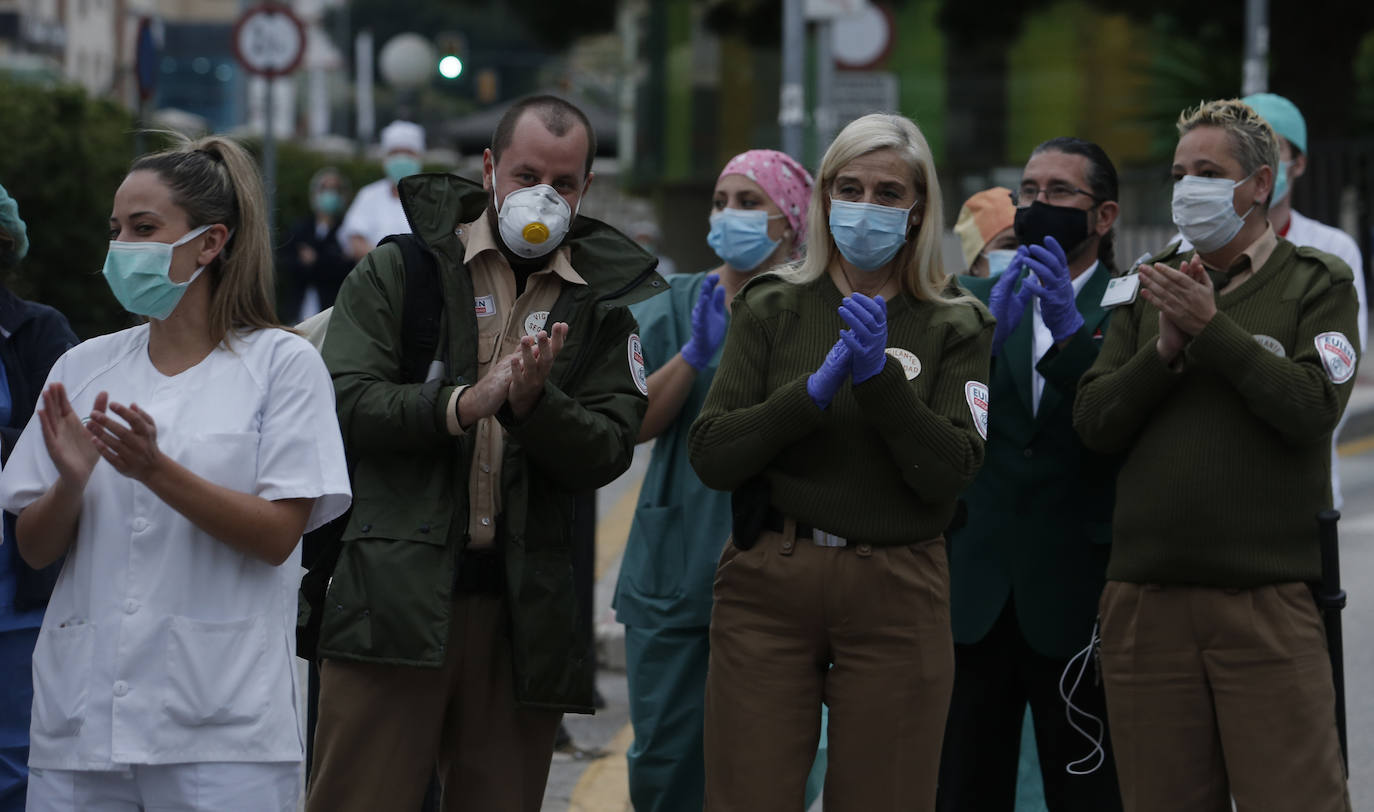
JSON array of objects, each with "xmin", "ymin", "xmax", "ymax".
[{"xmin": 264, "ymin": 78, "xmax": 276, "ymax": 243}]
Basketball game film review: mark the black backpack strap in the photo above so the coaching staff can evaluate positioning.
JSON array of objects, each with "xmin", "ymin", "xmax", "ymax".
[{"xmin": 380, "ymin": 233, "xmax": 444, "ymax": 384}]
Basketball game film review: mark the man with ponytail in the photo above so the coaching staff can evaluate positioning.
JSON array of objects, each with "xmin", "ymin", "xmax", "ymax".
[{"xmin": 942, "ymin": 138, "xmax": 1124, "ymax": 812}]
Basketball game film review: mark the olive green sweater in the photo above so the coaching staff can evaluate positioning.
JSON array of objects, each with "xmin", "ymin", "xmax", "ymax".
[
  {"xmin": 688, "ymin": 273, "xmax": 993, "ymax": 544},
  {"xmin": 1074, "ymin": 239, "xmax": 1359, "ymax": 586}
]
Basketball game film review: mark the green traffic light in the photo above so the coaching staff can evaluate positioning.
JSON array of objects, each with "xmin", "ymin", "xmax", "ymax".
[{"xmin": 439, "ymin": 55, "xmax": 463, "ymax": 79}]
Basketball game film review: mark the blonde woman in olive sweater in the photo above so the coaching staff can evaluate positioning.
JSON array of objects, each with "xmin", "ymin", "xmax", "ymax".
[{"xmin": 687, "ymin": 113, "xmax": 993, "ymax": 812}]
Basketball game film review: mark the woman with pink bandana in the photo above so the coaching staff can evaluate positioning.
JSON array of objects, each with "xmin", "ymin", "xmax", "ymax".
[{"xmin": 614, "ymin": 149, "xmax": 813, "ymax": 812}]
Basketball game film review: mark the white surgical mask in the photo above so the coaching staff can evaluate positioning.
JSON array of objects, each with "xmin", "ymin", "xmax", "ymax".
[
  {"xmin": 984, "ymin": 249, "xmax": 1017, "ymax": 278},
  {"xmin": 497, "ymin": 184, "xmax": 575, "ymax": 259},
  {"xmin": 1171, "ymin": 173, "xmax": 1257, "ymax": 254}
]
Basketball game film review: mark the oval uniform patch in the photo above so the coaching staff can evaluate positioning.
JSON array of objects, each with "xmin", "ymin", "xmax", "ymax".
[
  {"xmin": 524, "ymin": 310, "xmax": 550, "ymax": 337},
  {"xmin": 628, "ymin": 334, "xmax": 648, "ymax": 395},
  {"xmin": 1315, "ymin": 331, "xmax": 1357, "ymax": 384},
  {"xmin": 964, "ymin": 381, "xmax": 990, "ymax": 440}
]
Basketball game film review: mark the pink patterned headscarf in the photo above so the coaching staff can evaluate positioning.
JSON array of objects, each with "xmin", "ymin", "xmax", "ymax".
[{"xmin": 717, "ymin": 149, "xmax": 815, "ymax": 248}]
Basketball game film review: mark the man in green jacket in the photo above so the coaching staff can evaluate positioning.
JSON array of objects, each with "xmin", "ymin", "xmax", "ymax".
[
  {"xmin": 940, "ymin": 138, "xmax": 1124, "ymax": 812},
  {"xmin": 306, "ymin": 95, "xmax": 666, "ymax": 812}
]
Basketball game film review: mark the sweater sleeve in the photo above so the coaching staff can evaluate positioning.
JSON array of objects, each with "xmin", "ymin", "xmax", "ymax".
[
  {"xmin": 688, "ymin": 297, "xmax": 825, "ymax": 492},
  {"xmin": 1073, "ymin": 302, "xmax": 1182, "ymax": 453},
  {"xmin": 1184, "ymin": 276, "xmax": 1359, "ymax": 445},
  {"xmin": 851, "ymin": 312, "xmax": 992, "ymax": 502}
]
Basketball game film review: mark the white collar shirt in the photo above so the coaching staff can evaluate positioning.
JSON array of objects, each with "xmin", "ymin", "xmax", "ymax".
[
  {"xmin": 0, "ymin": 326, "xmax": 351, "ymax": 769},
  {"xmin": 1031, "ymin": 260, "xmax": 1098, "ymax": 415},
  {"xmin": 1286, "ymin": 209, "xmax": 1367, "ymax": 351}
]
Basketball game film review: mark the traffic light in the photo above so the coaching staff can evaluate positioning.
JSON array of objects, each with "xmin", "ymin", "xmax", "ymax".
[{"xmin": 437, "ymin": 32, "xmax": 465, "ymax": 80}]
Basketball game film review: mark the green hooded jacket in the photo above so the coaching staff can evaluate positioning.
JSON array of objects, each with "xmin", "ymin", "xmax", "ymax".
[{"xmin": 316, "ymin": 173, "xmax": 666, "ymax": 713}]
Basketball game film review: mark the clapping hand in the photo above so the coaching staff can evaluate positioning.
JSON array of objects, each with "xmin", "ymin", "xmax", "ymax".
[
  {"xmin": 681, "ymin": 273, "xmax": 728, "ymax": 370},
  {"xmin": 989, "ymin": 248, "xmax": 1034, "ymax": 355},
  {"xmin": 1019, "ymin": 235, "xmax": 1084, "ymax": 343},
  {"xmin": 838, "ymin": 293, "xmax": 888, "ymax": 384}
]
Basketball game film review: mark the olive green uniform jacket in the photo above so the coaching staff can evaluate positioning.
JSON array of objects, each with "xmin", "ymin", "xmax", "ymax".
[{"xmin": 316, "ymin": 173, "xmax": 666, "ymax": 713}]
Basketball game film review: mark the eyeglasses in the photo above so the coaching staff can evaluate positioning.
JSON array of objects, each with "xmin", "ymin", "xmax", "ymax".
[{"xmin": 1013, "ymin": 183, "xmax": 1102, "ymax": 208}]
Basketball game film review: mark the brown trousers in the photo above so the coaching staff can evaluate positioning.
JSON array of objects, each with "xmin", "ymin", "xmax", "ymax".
[
  {"xmin": 1099, "ymin": 581, "xmax": 1350, "ymax": 812},
  {"xmin": 305, "ymin": 594, "xmax": 562, "ymax": 812},
  {"xmin": 704, "ymin": 524, "xmax": 954, "ymax": 812}
]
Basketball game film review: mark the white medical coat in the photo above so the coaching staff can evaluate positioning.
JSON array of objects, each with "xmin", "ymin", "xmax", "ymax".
[
  {"xmin": 337, "ymin": 178, "xmax": 411, "ymax": 252},
  {"xmin": 0, "ymin": 326, "xmax": 350, "ymax": 769}
]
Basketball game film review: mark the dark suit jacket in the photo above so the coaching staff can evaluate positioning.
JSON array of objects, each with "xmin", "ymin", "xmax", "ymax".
[{"xmin": 951, "ymin": 267, "xmax": 1119, "ymax": 659}]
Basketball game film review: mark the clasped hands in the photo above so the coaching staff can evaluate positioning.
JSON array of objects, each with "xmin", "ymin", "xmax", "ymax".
[
  {"xmin": 459, "ymin": 322, "xmax": 570, "ymax": 428},
  {"xmin": 1137, "ymin": 255, "xmax": 1215, "ymax": 364},
  {"xmin": 989, "ymin": 235, "xmax": 1083, "ymax": 355},
  {"xmin": 807, "ymin": 292, "xmax": 889, "ymax": 410}
]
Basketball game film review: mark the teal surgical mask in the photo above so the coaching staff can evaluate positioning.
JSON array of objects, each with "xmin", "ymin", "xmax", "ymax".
[
  {"xmin": 384, "ymin": 155, "xmax": 422, "ymax": 185},
  {"xmin": 101, "ymin": 225, "xmax": 213, "ymax": 320},
  {"xmin": 1272, "ymin": 160, "xmax": 1291, "ymax": 205},
  {"xmin": 314, "ymin": 189, "xmax": 342, "ymax": 215}
]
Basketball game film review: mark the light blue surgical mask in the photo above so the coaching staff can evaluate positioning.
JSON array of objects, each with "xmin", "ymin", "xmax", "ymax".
[
  {"xmin": 707, "ymin": 208, "xmax": 782, "ymax": 271},
  {"xmin": 1272, "ymin": 160, "xmax": 1291, "ymax": 205},
  {"xmin": 985, "ymin": 249, "xmax": 1017, "ymax": 278},
  {"xmin": 101, "ymin": 225, "xmax": 212, "ymax": 320},
  {"xmin": 828, "ymin": 198, "xmax": 915, "ymax": 272},
  {"xmin": 384, "ymin": 154, "xmax": 422, "ymax": 185}
]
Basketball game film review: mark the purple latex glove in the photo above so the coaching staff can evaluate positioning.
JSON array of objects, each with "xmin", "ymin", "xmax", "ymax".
[
  {"xmin": 1021, "ymin": 235, "xmax": 1084, "ymax": 343},
  {"xmin": 807, "ymin": 338, "xmax": 852, "ymax": 409},
  {"xmin": 838, "ymin": 293, "xmax": 888, "ymax": 384},
  {"xmin": 988, "ymin": 246, "xmax": 1034, "ymax": 356},
  {"xmin": 681, "ymin": 273, "xmax": 728, "ymax": 370}
]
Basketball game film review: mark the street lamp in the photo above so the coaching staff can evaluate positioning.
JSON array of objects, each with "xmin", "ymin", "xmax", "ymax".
[{"xmin": 378, "ymin": 32, "xmax": 436, "ymax": 90}]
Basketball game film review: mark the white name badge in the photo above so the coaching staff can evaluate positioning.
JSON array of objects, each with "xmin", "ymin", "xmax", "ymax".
[
  {"xmin": 1100, "ymin": 275, "xmax": 1139, "ymax": 309},
  {"xmin": 1254, "ymin": 335, "xmax": 1286, "ymax": 357},
  {"xmin": 885, "ymin": 347, "xmax": 922, "ymax": 380},
  {"xmin": 474, "ymin": 295, "xmax": 496, "ymax": 318},
  {"xmin": 524, "ymin": 310, "xmax": 550, "ymax": 337}
]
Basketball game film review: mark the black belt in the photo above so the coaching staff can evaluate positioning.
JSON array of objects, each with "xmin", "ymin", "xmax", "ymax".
[
  {"xmin": 455, "ymin": 548, "xmax": 505, "ymax": 595},
  {"xmin": 764, "ymin": 508, "xmax": 852, "ymax": 547}
]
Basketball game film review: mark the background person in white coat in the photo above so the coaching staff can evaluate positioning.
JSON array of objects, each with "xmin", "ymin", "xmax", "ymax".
[
  {"xmin": 1241, "ymin": 92, "xmax": 1367, "ymax": 509},
  {"xmin": 0, "ymin": 135, "xmax": 351, "ymax": 811},
  {"xmin": 338, "ymin": 120, "xmax": 425, "ymax": 262}
]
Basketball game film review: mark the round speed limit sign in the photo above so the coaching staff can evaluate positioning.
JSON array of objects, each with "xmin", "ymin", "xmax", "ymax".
[{"xmin": 232, "ymin": 3, "xmax": 306, "ymax": 78}]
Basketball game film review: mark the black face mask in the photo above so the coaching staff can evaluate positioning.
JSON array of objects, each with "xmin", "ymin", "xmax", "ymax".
[{"xmin": 1013, "ymin": 200, "xmax": 1093, "ymax": 255}]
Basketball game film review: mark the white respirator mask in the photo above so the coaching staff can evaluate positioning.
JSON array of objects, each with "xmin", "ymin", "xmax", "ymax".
[{"xmin": 497, "ymin": 184, "xmax": 575, "ymax": 259}]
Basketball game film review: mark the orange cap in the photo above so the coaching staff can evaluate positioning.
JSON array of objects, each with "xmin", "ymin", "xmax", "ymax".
[{"xmin": 954, "ymin": 187, "xmax": 1016, "ymax": 269}]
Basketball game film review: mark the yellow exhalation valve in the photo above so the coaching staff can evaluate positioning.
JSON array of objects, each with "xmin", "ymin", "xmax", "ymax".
[{"xmin": 522, "ymin": 222, "xmax": 550, "ymax": 244}]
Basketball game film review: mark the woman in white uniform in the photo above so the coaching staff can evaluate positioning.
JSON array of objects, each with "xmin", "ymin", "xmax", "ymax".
[{"xmin": 0, "ymin": 136, "xmax": 351, "ymax": 811}]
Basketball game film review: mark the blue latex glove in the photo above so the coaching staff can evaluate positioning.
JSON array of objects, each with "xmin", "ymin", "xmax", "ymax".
[
  {"xmin": 1021, "ymin": 235, "xmax": 1084, "ymax": 343},
  {"xmin": 988, "ymin": 246, "xmax": 1034, "ymax": 356},
  {"xmin": 838, "ymin": 293, "xmax": 888, "ymax": 384},
  {"xmin": 807, "ymin": 338, "xmax": 852, "ymax": 410},
  {"xmin": 681, "ymin": 273, "xmax": 728, "ymax": 370}
]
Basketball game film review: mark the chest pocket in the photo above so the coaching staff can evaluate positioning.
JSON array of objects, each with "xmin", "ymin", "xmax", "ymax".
[{"xmin": 181, "ymin": 432, "xmax": 260, "ymax": 496}]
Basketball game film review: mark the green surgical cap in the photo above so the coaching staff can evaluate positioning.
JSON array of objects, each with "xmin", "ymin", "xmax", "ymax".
[
  {"xmin": 1242, "ymin": 93, "xmax": 1307, "ymax": 155},
  {"xmin": 0, "ymin": 182, "xmax": 28, "ymax": 267}
]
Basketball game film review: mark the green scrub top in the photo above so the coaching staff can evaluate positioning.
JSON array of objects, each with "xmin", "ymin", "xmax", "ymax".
[{"xmin": 614, "ymin": 271, "xmax": 733, "ymax": 629}]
